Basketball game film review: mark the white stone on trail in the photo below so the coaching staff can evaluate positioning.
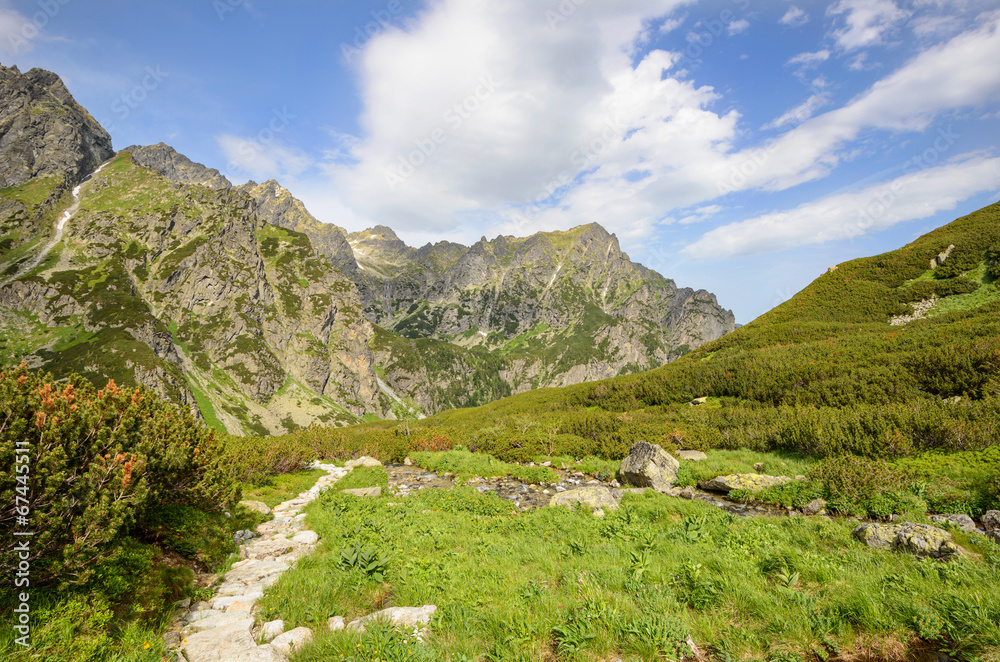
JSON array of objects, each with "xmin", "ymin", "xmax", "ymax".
[
  {"xmin": 328, "ymin": 616, "xmax": 346, "ymax": 631},
  {"xmin": 261, "ymin": 619, "xmax": 284, "ymax": 642},
  {"xmin": 184, "ymin": 611, "xmax": 247, "ymax": 632},
  {"xmin": 213, "ymin": 593, "xmax": 262, "ymax": 610},
  {"xmin": 187, "ymin": 609, "xmax": 222, "ymax": 623},
  {"xmin": 270, "ymin": 627, "xmax": 314, "ymax": 655},
  {"xmin": 223, "ymin": 560, "xmax": 289, "ymax": 584},
  {"xmin": 291, "ymin": 530, "xmax": 319, "ymax": 545}
]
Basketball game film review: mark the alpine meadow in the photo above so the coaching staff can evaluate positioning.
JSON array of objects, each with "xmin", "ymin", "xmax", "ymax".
[{"xmin": 2, "ymin": 1, "xmax": 1000, "ymax": 662}]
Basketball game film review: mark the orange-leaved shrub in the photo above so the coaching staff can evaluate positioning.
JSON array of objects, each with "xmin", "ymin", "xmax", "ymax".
[{"xmin": 0, "ymin": 363, "xmax": 237, "ymax": 586}]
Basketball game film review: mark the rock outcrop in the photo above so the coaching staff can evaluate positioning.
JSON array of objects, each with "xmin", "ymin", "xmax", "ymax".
[
  {"xmin": 982, "ymin": 510, "xmax": 1000, "ymax": 532},
  {"xmin": 235, "ymin": 179, "xmax": 358, "ymax": 274},
  {"xmin": 929, "ymin": 513, "xmax": 978, "ymax": 532},
  {"xmin": 351, "ymin": 223, "xmax": 736, "ymax": 397},
  {"xmin": 0, "ymin": 64, "xmax": 114, "ymax": 188},
  {"xmin": 125, "ymin": 142, "xmax": 231, "ymax": 189}
]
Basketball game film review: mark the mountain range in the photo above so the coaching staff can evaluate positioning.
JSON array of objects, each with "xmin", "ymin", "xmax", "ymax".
[{"xmin": 0, "ymin": 64, "xmax": 735, "ymax": 434}]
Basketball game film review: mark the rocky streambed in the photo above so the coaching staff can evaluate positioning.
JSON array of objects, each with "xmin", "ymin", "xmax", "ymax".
[{"xmin": 385, "ymin": 462, "xmax": 793, "ymax": 517}]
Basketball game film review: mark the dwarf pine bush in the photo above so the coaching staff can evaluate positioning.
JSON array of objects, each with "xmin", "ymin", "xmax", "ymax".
[{"xmin": 0, "ymin": 363, "xmax": 237, "ymax": 586}]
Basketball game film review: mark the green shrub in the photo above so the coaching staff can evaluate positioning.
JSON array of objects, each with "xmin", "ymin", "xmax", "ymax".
[
  {"xmin": 219, "ymin": 433, "xmax": 314, "ymax": 485},
  {"xmin": 807, "ymin": 456, "xmax": 918, "ymax": 517},
  {"xmin": 0, "ymin": 364, "xmax": 237, "ymax": 586}
]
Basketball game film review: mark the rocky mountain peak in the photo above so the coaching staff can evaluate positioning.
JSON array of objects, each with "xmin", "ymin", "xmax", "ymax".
[
  {"xmin": 0, "ymin": 64, "xmax": 114, "ymax": 188},
  {"xmin": 234, "ymin": 179, "xmax": 357, "ymax": 273},
  {"xmin": 125, "ymin": 143, "xmax": 231, "ymax": 190}
]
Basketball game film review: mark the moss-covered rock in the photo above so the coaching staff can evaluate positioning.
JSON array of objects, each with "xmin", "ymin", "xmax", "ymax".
[
  {"xmin": 549, "ymin": 485, "xmax": 619, "ymax": 512},
  {"xmin": 852, "ymin": 522, "xmax": 959, "ymax": 559}
]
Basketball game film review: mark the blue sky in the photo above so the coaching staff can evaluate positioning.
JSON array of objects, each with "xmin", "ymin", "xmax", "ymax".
[{"xmin": 2, "ymin": 0, "xmax": 1000, "ymax": 323}]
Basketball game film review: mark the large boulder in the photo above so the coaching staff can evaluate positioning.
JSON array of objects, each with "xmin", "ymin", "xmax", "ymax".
[
  {"xmin": 550, "ymin": 486, "xmax": 619, "ymax": 512},
  {"xmin": 346, "ymin": 456, "xmax": 382, "ymax": 469},
  {"xmin": 698, "ymin": 474, "xmax": 792, "ymax": 493},
  {"xmin": 930, "ymin": 513, "xmax": 977, "ymax": 532},
  {"xmin": 617, "ymin": 442, "xmax": 679, "ymax": 493},
  {"xmin": 802, "ymin": 498, "xmax": 828, "ymax": 516},
  {"xmin": 852, "ymin": 522, "xmax": 959, "ymax": 559}
]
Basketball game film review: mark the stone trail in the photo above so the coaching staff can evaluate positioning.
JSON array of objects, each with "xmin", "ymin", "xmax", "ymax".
[{"xmin": 167, "ymin": 462, "xmax": 349, "ymax": 662}]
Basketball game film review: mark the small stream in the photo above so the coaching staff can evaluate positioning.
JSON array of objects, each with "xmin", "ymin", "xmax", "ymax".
[
  {"xmin": 385, "ymin": 464, "xmax": 792, "ymax": 517},
  {"xmin": 1, "ymin": 160, "xmax": 111, "ymax": 287}
]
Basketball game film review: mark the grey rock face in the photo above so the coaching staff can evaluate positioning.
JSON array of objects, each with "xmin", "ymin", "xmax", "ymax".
[
  {"xmin": 1, "ymin": 65, "xmax": 736, "ymax": 428},
  {"xmin": 802, "ymin": 498, "xmax": 827, "ymax": 516},
  {"xmin": 236, "ymin": 179, "xmax": 358, "ymax": 274},
  {"xmin": 0, "ymin": 65, "xmax": 114, "ymax": 188},
  {"xmin": 617, "ymin": 441, "xmax": 680, "ymax": 493},
  {"xmin": 125, "ymin": 143, "xmax": 231, "ymax": 189},
  {"xmin": 350, "ymin": 222, "xmax": 735, "ymax": 410}
]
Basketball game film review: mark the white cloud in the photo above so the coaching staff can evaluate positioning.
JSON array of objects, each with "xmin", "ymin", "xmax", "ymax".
[
  {"xmin": 764, "ymin": 93, "xmax": 832, "ymax": 130},
  {"xmin": 787, "ymin": 50, "xmax": 830, "ymax": 68},
  {"xmin": 827, "ymin": 0, "xmax": 910, "ymax": 51},
  {"xmin": 217, "ymin": 134, "xmax": 312, "ymax": 183},
  {"xmin": 658, "ymin": 15, "xmax": 685, "ymax": 33},
  {"xmin": 728, "ymin": 19, "xmax": 749, "ymax": 35},
  {"xmin": 847, "ymin": 51, "xmax": 869, "ymax": 70},
  {"xmin": 303, "ymin": 1, "xmax": 1000, "ymax": 260},
  {"xmin": 0, "ymin": 1, "xmax": 35, "ymax": 55},
  {"xmin": 911, "ymin": 14, "xmax": 964, "ymax": 38},
  {"xmin": 780, "ymin": 6, "xmax": 809, "ymax": 27},
  {"xmin": 328, "ymin": 0, "xmax": 724, "ymax": 240},
  {"xmin": 676, "ymin": 204, "xmax": 723, "ymax": 224},
  {"xmin": 684, "ymin": 153, "xmax": 1000, "ymax": 259}
]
